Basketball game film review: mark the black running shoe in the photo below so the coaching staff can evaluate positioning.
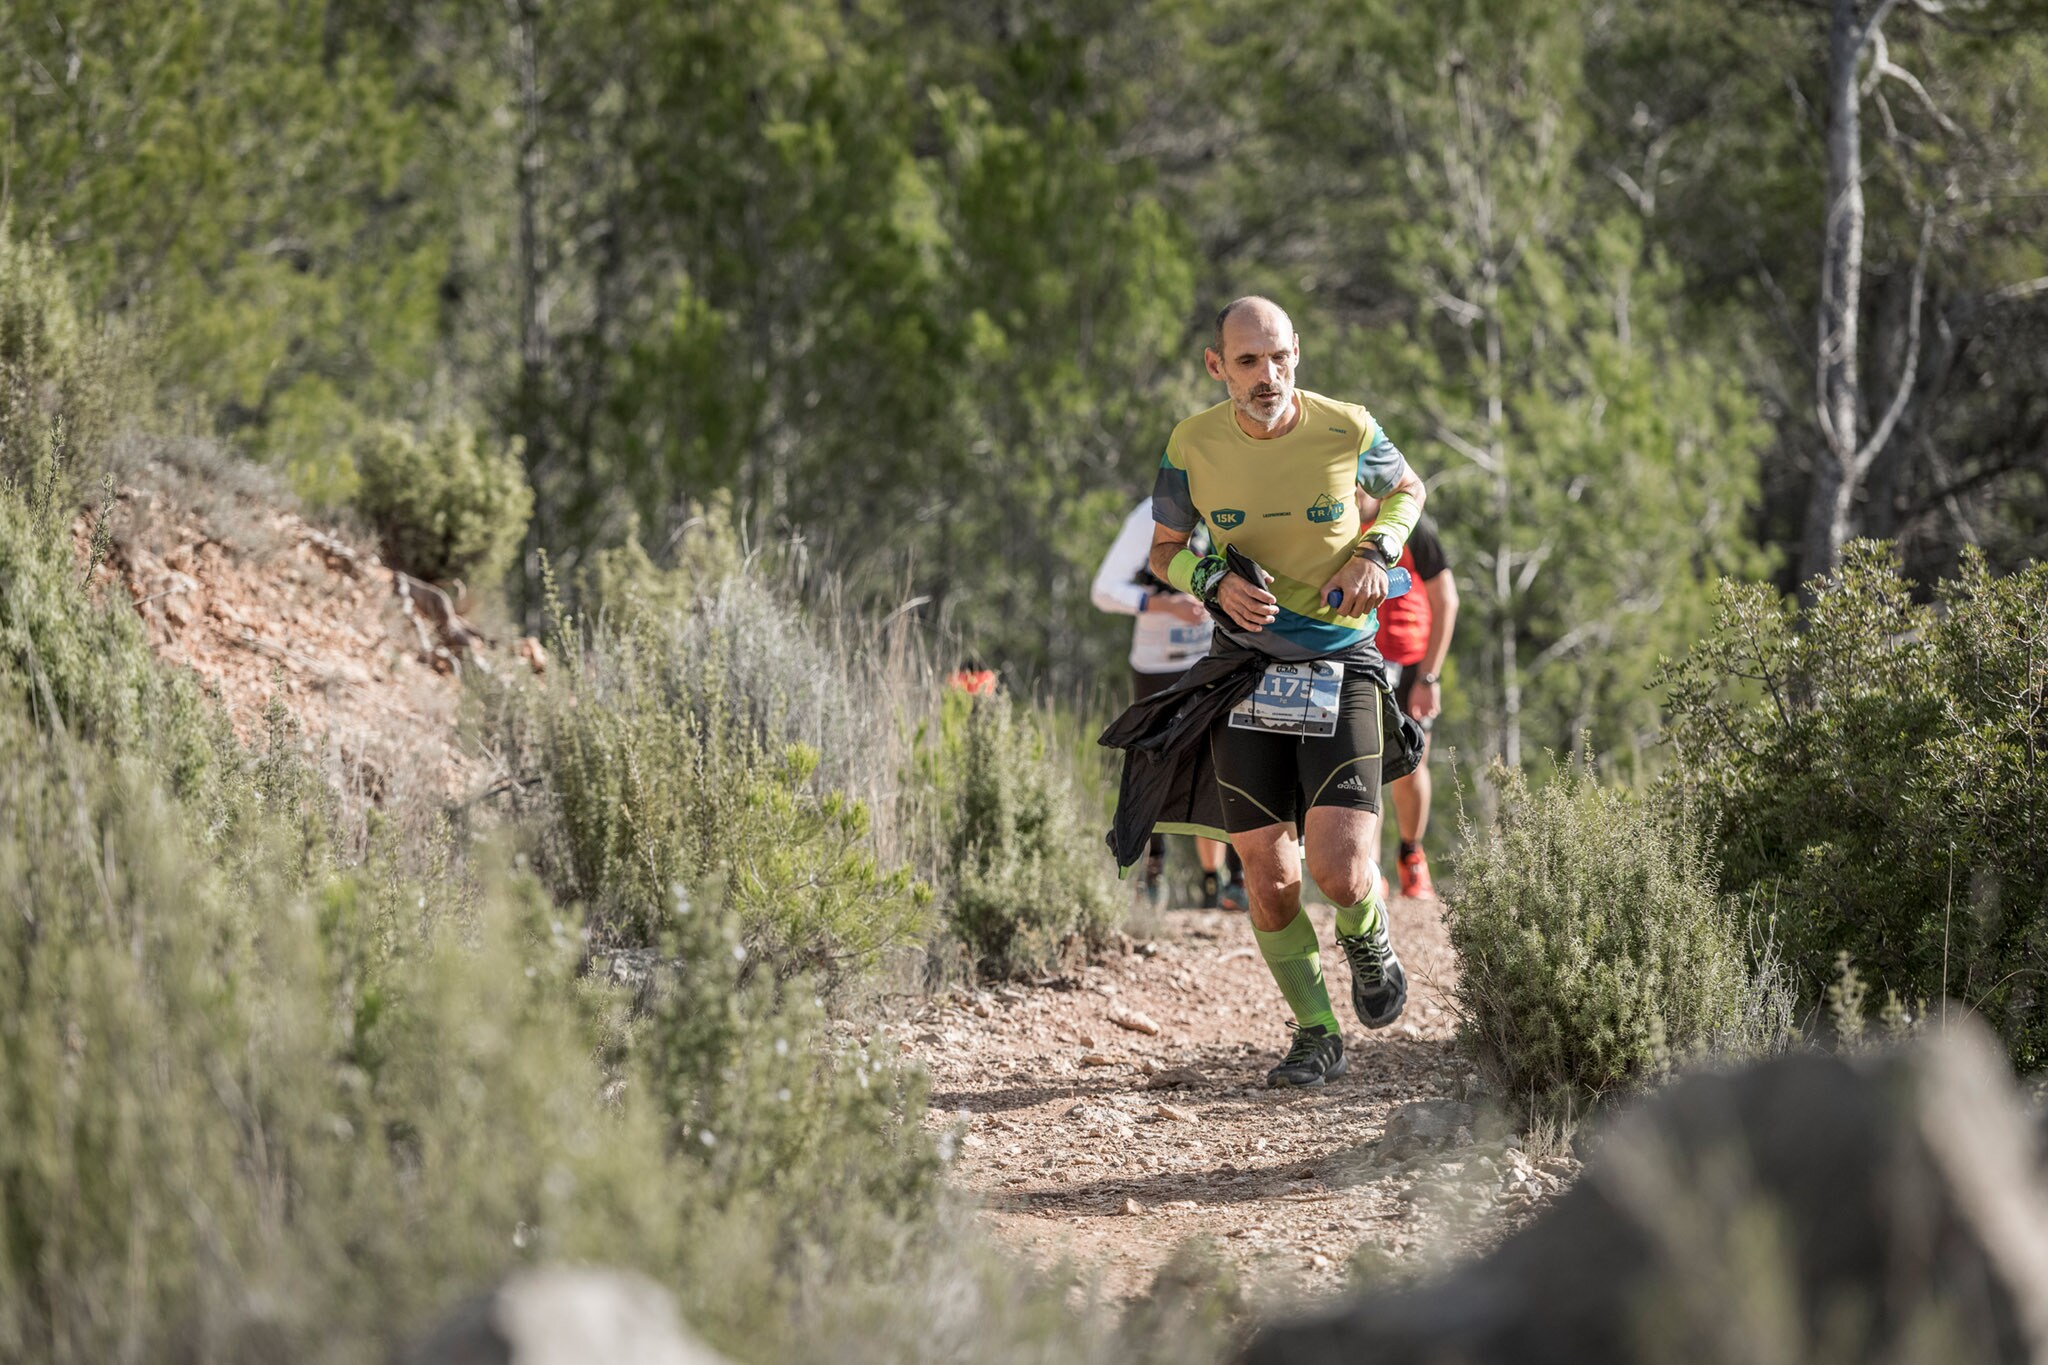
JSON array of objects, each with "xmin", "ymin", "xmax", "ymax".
[
  {"xmin": 1266, "ymin": 1022, "xmax": 1348, "ymax": 1088},
  {"xmin": 1200, "ymin": 870, "xmax": 1221, "ymax": 909},
  {"xmin": 1337, "ymin": 923, "xmax": 1408, "ymax": 1029}
]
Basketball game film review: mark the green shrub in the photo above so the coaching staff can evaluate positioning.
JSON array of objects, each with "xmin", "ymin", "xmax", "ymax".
[
  {"xmin": 353, "ymin": 417, "xmax": 532, "ymax": 585},
  {"xmin": 0, "ymin": 480, "xmax": 217, "ymax": 797},
  {"xmin": 1661, "ymin": 542, "xmax": 2048, "ymax": 1066},
  {"xmin": 933, "ymin": 688, "xmax": 1120, "ymax": 974},
  {"xmin": 534, "ymin": 581, "xmax": 930, "ymax": 969},
  {"xmin": 1448, "ymin": 760, "xmax": 1788, "ymax": 1113}
]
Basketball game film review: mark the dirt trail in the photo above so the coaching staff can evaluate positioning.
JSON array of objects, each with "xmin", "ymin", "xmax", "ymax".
[{"xmin": 896, "ymin": 894, "xmax": 1574, "ymax": 1301}]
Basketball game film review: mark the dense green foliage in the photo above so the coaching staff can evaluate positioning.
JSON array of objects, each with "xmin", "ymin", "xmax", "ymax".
[
  {"xmin": 354, "ymin": 418, "xmax": 533, "ymax": 586},
  {"xmin": 12, "ymin": 0, "xmax": 2039, "ymax": 750},
  {"xmin": 1663, "ymin": 543, "xmax": 2048, "ymax": 1067},
  {"xmin": 1448, "ymin": 761, "xmax": 1791, "ymax": 1112}
]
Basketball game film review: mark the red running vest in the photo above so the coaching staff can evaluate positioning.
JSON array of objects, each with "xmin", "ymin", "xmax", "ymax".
[{"xmin": 1375, "ymin": 543, "xmax": 1431, "ymax": 666}]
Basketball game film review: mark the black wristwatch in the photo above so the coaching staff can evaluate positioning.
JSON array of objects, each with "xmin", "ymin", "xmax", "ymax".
[{"xmin": 1354, "ymin": 532, "xmax": 1396, "ymax": 567}]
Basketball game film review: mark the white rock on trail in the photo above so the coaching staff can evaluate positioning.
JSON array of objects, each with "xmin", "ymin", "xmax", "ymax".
[{"xmin": 1110, "ymin": 1005, "xmax": 1161, "ymax": 1036}]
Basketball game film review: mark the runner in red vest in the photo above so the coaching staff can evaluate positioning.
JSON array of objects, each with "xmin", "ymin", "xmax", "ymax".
[{"xmin": 1364, "ymin": 501, "xmax": 1458, "ymax": 900}]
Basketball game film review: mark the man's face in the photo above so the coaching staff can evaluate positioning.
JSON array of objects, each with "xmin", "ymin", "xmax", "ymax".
[{"xmin": 1205, "ymin": 307, "xmax": 1299, "ymax": 430}]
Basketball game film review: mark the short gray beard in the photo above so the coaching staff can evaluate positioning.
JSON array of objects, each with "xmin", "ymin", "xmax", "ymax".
[{"xmin": 1236, "ymin": 386, "xmax": 1291, "ymax": 428}]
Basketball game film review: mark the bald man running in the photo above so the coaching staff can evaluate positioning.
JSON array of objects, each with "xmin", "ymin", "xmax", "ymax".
[{"xmin": 1146, "ymin": 296, "xmax": 1427, "ymax": 1086}]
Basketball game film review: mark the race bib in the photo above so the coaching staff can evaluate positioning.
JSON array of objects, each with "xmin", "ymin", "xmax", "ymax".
[{"xmin": 1227, "ymin": 660, "xmax": 1344, "ymax": 737}]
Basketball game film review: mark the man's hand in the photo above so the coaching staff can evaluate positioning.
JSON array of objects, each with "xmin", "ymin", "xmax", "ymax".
[
  {"xmin": 1408, "ymin": 677, "xmax": 1441, "ymax": 721},
  {"xmin": 1151, "ymin": 592, "xmax": 1208, "ymax": 625},
  {"xmin": 1216, "ymin": 568, "xmax": 1279, "ymax": 632},
  {"xmin": 1320, "ymin": 556, "xmax": 1389, "ymax": 618}
]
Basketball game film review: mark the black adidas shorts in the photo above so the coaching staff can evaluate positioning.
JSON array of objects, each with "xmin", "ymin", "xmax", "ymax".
[{"xmin": 1209, "ymin": 666, "xmax": 1401, "ymax": 834}]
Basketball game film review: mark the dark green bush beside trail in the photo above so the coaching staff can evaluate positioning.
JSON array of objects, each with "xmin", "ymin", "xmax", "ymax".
[
  {"xmin": 925, "ymin": 687, "xmax": 1120, "ymax": 975},
  {"xmin": 1662, "ymin": 543, "xmax": 2048, "ymax": 1068},
  {"xmin": 1449, "ymin": 761, "xmax": 1790, "ymax": 1115},
  {"xmin": 353, "ymin": 417, "xmax": 532, "ymax": 587}
]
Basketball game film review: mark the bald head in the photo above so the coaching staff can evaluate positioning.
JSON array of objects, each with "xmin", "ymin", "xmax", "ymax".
[
  {"xmin": 1206, "ymin": 295, "xmax": 1301, "ymax": 435},
  {"xmin": 1214, "ymin": 296, "xmax": 1294, "ymax": 354}
]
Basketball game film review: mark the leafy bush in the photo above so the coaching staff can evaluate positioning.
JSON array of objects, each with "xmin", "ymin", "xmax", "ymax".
[
  {"xmin": 1448, "ymin": 760, "xmax": 1788, "ymax": 1113},
  {"xmin": 1661, "ymin": 542, "xmax": 2048, "ymax": 1066},
  {"xmin": 0, "ymin": 477, "xmax": 217, "ymax": 797},
  {"xmin": 0, "ymin": 221, "xmax": 144, "ymax": 492},
  {"xmin": 353, "ymin": 417, "xmax": 532, "ymax": 585},
  {"xmin": 931, "ymin": 688, "xmax": 1120, "ymax": 974},
  {"xmin": 531, "ymin": 574, "xmax": 931, "ymax": 970}
]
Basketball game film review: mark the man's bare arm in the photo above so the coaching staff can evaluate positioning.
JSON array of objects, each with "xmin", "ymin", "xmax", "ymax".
[{"xmin": 1148, "ymin": 524, "xmax": 1192, "ymax": 585}]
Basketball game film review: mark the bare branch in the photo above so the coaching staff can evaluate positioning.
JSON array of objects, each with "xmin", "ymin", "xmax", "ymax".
[
  {"xmin": 1874, "ymin": 53, "xmax": 1963, "ymax": 135},
  {"xmin": 1427, "ymin": 290, "xmax": 1485, "ymax": 326},
  {"xmin": 1528, "ymin": 620, "xmax": 1606, "ymax": 673},
  {"xmin": 1608, "ymin": 165, "xmax": 1655, "ymax": 216},
  {"xmin": 1853, "ymin": 207, "xmax": 1935, "ymax": 472},
  {"xmin": 1986, "ymin": 276, "xmax": 2048, "ymax": 305},
  {"xmin": 1858, "ymin": 0, "xmax": 1905, "ymax": 48},
  {"xmin": 1426, "ymin": 409, "xmax": 1500, "ymax": 473}
]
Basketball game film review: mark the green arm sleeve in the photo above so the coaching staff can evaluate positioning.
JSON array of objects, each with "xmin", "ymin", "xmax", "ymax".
[{"xmin": 1365, "ymin": 488, "xmax": 1422, "ymax": 557}]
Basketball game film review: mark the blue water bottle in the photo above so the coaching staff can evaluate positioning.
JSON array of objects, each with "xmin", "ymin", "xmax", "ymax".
[{"xmin": 1328, "ymin": 566, "xmax": 1411, "ymax": 609}]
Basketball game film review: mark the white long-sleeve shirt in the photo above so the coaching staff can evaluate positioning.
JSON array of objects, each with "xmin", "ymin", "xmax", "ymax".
[{"xmin": 1090, "ymin": 500, "xmax": 1214, "ymax": 674}]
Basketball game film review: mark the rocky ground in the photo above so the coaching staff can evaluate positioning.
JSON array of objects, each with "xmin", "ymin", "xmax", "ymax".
[
  {"xmin": 79, "ymin": 467, "xmax": 540, "ymax": 807},
  {"xmin": 893, "ymin": 895, "xmax": 1582, "ymax": 1302}
]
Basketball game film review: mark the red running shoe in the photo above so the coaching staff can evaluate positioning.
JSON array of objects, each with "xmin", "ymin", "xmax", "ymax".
[{"xmin": 1397, "ymin": 847, "xmax": 1437, "ymax": 901}]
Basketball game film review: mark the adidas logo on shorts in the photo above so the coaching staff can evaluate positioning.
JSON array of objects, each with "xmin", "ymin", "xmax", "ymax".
[{"xmin": 1337, "ymin": 774, "xmax": 1373, "ymax": 793}]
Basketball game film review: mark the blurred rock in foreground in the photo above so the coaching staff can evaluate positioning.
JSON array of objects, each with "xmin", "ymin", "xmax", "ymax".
[
  {"xmin": 396, "ymin": 1267, "xmax": 729, "ymax": 1365},
  {"xmin": 1245, "ymin": 1022, "xmax": 2048, "ymax": 1365}
]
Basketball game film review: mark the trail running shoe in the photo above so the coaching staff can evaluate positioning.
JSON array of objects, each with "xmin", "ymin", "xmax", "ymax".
[
  {"xmin": 1219, "ymin": 880, "xmax": 1250, "ymax": 914},
  {"xmin": 1398, "ymin": 846, "xmax": 1437, "ymax": 901},
  {"xmin": 1337, "ymin": 923, "xmax": 1408, "ymax": 1029},
  {"xmin": 1266, "ymin": 1022, "xmax": 1348, "ymax": 1088},
  {"xmin": 1201, "ymin": 869, "xmax": 1221, "ymax": 909}
]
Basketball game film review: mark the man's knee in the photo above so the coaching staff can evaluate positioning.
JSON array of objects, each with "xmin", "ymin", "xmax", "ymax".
[{"xmin": 1306, "ymin": 851, "xmax": 1376, "ymax": 908}]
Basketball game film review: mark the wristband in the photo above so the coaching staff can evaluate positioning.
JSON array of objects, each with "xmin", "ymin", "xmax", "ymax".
[
  {"xmin": 1188, "ymin": 554, "xmax": 1228, "ymax": 602},
  {"xmin": 1166, "ymin": 549, "xmax": 1201, "ymax": 595}
]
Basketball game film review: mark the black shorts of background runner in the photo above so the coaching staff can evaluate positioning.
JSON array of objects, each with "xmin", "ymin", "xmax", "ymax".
[
  {"xmin": 1133, "ymin": 669, "xmax": 1181, "ymax": 705},
  {"xmin": 1385, "ymin": 660, "xmax": 1434, "ymax": 734},
  {"xmin": 1207, "ymin": 669, "xmax": 1410, "ymax": 835},
  {"xmin": 1134, "ymin": 670, "xmax": 1180, "ymax": 864}
]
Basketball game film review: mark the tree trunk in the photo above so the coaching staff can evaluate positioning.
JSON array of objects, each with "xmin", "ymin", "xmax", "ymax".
[
  {"xmin": 512, "ymin": 0, "xmax": 551, "ymax": 597},
  {"xmin": 1800, "ymin": 0, "xmax": 1876, "ymax": 591}
]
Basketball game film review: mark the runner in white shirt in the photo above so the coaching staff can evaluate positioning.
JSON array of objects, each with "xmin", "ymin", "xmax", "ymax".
[{"xmin": 1091, "ymin": 498, "xmax": 1246, "ymax": 910}]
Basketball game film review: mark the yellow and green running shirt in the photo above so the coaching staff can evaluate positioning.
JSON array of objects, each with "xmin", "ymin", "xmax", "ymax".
[{"xmin": 1151, "ymin": 390, "xmax": 1411, "ymax": 662}]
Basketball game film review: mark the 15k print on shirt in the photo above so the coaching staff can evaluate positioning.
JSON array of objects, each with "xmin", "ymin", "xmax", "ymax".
[{"xmin": 1152, "ymin": 390, "xmax": 1410, "ymax": 662}]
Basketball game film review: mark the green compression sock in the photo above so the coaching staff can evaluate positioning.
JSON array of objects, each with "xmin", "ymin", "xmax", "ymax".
[
  {"xmin": 1254, "ymin": 911, "xmax": 1340, "ymax": 1033},
  {"xmin": 1334, "ymin": 868, "xmax": 1386, "ymax": 938}
]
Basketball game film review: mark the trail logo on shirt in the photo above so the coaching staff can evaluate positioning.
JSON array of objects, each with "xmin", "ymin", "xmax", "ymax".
[
  {"xmin": 1212, "ymin": 508, "xmax": 1247, "ymax": 529},
  {"xmin": 1307, "ymin": 493, "xmax": 1345, "ymax": 524}
]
